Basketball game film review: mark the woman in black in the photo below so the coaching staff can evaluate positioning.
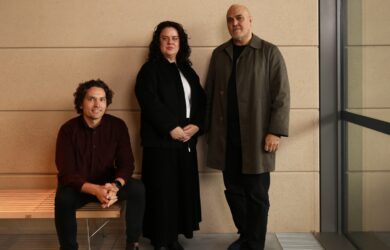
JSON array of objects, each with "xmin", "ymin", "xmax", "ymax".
[{"xmin": 135, "ymin": 21, "xmax": 205, "ymax": 250}]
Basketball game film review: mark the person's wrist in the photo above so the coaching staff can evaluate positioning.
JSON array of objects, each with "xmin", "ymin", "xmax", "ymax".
[{"xmin": 113, "ymin": 180, "xmax": 123, "ymax": 189}]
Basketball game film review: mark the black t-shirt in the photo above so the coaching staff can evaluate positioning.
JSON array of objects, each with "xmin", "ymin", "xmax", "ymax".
[{"xmin": 227, "ymin": 44, "xmax": 247, "ymax": 146}]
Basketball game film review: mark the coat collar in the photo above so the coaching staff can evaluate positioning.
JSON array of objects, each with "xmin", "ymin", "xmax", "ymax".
[{"xmin": 222, "ymin": 33, "xmax": 263, "ymax": 59}]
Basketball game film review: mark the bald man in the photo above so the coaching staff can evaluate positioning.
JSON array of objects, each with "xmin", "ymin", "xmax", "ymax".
[{"xmin": 205, "ymin": 4, "xmax": 290, "ymax": 250}]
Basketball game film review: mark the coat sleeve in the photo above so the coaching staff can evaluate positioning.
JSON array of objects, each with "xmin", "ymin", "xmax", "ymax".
[
  {"xmin": 204, "ymin": 50, "xmax": 217, "ymax": 133},
  {"xmin": 190, "ymin": 71, "xmax": 206, "ymax": 135},
  {"xmin": 113, "ymin": 120, "xmax": 134, "ymax": 182},
  {"xmin": 135, "ymin": 63, "xmax": 179, "ymax": 136},
  {"xmin": 268, "ymin": 46, "xmax": 290, "ymax": 137}
]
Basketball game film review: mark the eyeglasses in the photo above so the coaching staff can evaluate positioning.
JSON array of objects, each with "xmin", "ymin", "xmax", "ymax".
[{"xmin": 160, "ymin": 36, "xmax": 180, "ymax": 43}]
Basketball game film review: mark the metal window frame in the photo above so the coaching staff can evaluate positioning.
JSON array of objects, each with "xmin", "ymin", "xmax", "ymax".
[
  {"xmin": 341, "ymin": 111, "xmax": 390, "ymax": 135},
  {"xmin": 320, "ymin": 0, "xmax": 340, "ymax": 232}
]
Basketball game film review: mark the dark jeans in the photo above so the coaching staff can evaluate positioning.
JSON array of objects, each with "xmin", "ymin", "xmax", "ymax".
[
  {"xmin": 223, "ymin": 145, "xmax": 270, "ymax": 250},
  {"xmin": 55, "ymin": 178, "xmax": 145, "ymax": 250}
]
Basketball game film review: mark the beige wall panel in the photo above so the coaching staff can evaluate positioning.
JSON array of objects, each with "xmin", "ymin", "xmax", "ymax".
[
  {"xmin": 347, "ymin": 0, "xmax": 390, "ymax": 45},
  {"xmin": 361, "ymin": 109, "xmax": 390, "ymax": 124},
  {"xmin": 0, "ymin": 111, "xmax": 71, "ymax": 173},
  {"xmin": 345, "ymin": 122, "xmax": 364, "ymax": 172},
  {"xmin": 199, "ymin": 173, "xmax": 236, "ymax": 233},
  {"xmin": 279, "ymin": 47, "xmax": 319, "ymax": 109},
  {"xmin": 346, "ymin": 47, "xmax": 363, "ymax": 109},
  {"xmin": 0, "ymin": 0, "xmax": 318, "ymax": 47},
  {"xmin": 362, "ymin": 120, "xmax": 390, "ymax": 171},
  {"xmin": 0, "ymin": 111, "xmax": 139, "ymax": 174},
  {"xmin": 199, "ymin": 172, "xmax": 319, "ymax": 233},
  {"xmin": 362, "ymin": 47, "xmax": 390, "ymax": 108},
  {"xmin": 0, "ymin": 47, "xmax": 318, "ymax": 110},
  {"xmin": 0, "ymin": 48, "xmax": 147, "ymax": 110},
  {"xmin": 0, "ymin": 175, "xmax": 57, "ymax": 189},
  {"xmin": 275, "ymin": 110, "xmax": 319, "ymax": 172},
  {"xmin": 197, "ymin": 109, "xmax": 319, "ymax": 172},
  {"xmin": 367, "ymin": 109, "xmax": 390, "ymax": 123},
  {"xmin": 346, "ymin": 46, "xmax": 390, "ymax": 109},
  {"xmin": 192, "ymin": 47, "xmax": 319, "ymax": 109},
  {"xmin": 196, "ymin": 136, "xmax": 216, "ymax": 173},
  {"xmin": 269, "ymin": 172, "xmax": 319, "ymax": 232},
  {"xmin": 345, "ymin": 172, "xmax": 363, "ymax": 231},
  {"xmin": 346, "ymin": 0, "xmax": 363, "ymax": 46},
  {"xmin": 362, "ymin": 0, "xmax": 390, "ymax": 45},
  {"xmin": 363, "ymin": 172, "xmax": 390, "ymax": 231},
  {"xmin": 190, "ymin": 48, "xmax": 213, "ymax": 88}
]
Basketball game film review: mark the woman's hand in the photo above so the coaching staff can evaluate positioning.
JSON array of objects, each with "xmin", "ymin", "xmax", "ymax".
[
  {"xmin": 170, "ymin": 126, "xmax": 188, "ymax": 142},
  {"xmin": 170, "ymin": 125, "xmax": 199, "ymax": 142},
  {"xmin": 182, "ymin": 124, "xmax": 199, "ymax": 142}
]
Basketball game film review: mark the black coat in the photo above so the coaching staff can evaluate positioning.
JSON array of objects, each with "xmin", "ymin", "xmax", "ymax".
[{"xmin": 135, "ymin": 59, "xmax": 206, "ymax": 148}]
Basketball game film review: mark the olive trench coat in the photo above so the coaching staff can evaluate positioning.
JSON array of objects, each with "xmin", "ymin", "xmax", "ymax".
[{"xmin": 205, "ymin": 34, "xmax": 290, "ymax": 174}]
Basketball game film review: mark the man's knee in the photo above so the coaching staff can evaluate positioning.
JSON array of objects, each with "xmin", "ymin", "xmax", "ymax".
[
  {"xmin": 55, "ymin": 187, "xmax": 78, "ymax": 209},
  {"xmin": 132, "ymin": 179, "xmax": 145, "ymax": 202},
  {"xmin": 123, "ymin": 178, "xmax": 145, "ymax": 202}
]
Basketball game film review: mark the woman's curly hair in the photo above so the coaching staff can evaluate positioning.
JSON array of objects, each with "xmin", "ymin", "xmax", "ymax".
[
  {"xmin": 73, "ymin": 79, "xmax": 113, "ymax": 114},
  {"xmin": 148, "ymin": 21, "xmax": 192, "ymax": 65}
]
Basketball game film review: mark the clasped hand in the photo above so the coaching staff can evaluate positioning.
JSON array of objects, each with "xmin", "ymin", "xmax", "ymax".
[
  {"xmin": 170, "ymin": 124, "xmax": 199, "ymax": 142},
  {"xmin": 95, "ymin": 183, "xmax": 119, "ymax": 208}
]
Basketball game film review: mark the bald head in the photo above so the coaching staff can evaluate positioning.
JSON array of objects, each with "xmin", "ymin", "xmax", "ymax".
[
  {"xmin": 227, "ymin": 4, "xmax": 251, "ymax": 17},
  {"xmin": 226, "ymin": 4, "xmax": 253, "ymax": 45}
]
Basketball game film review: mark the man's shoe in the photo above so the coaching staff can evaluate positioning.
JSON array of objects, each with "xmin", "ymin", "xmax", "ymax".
[
  {"xmin": 126, "ymin": 242, "xmax": 139, "ymax": 250},
  {"xmin": 169, "ymin": 241, "xmax": 184, "ymax": 250},
  {"xmin": 227, "ymin": 237, "xmax": 244, "ymax": 250}
]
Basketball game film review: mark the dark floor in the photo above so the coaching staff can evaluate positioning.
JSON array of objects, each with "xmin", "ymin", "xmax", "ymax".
[{"xmin": 0, "ymin": 232, "xmax": 360, "ymax": 250}]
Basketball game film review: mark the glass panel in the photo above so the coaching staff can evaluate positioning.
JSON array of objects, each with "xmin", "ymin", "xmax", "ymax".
[
  {"xmin": 342, "ymin": 1, "xmax": 390, "ymax": 248},
  {"xmin": 344, "ymin": 0, "xmax": 390, "ymax": 123},
  {"xmin": 344, "ymin": 123, "xmax": 390, "ymax": 249}
]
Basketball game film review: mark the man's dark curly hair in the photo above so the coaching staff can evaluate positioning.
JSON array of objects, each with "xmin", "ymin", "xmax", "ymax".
[
  {"xmin": 73, "ymin": 79, "xmax": 114, "ymax": 114},
  {"xmin": 148, "ymin": 21, "xmax": 192, "ymax": 65}
]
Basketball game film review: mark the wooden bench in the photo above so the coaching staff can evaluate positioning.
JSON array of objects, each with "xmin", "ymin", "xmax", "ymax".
[{"xmin": 0, "ymin": 189, "xmax": 122, "ymax": 250}]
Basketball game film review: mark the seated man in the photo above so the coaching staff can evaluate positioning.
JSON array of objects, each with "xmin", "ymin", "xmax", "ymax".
[{"xmin": 54, "ymin": 79, "xmax": 144, "ymax": 250}]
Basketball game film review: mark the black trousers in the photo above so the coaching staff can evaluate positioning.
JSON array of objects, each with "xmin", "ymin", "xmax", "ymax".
[
  {"xmin": 54, "ymin": 178, "xmax": 145, "ymax": 250},
  {"xmin": 223, "ymin": 144, "xmax": 270, "ymax": 250}
]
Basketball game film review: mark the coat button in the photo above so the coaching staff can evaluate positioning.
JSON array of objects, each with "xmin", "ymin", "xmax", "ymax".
[
  {"xmin": 219, "ymin": 116, "xmax": 223, "ymax": 121},
  {"xmin": 220, "ymin": 90, "xmax": 224, "ymax": 95}
]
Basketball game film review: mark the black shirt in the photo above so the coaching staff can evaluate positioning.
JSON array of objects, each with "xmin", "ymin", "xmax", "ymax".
[{"xmin": 227, "ymin": 44, "xmax": 247, "ymax": 146}]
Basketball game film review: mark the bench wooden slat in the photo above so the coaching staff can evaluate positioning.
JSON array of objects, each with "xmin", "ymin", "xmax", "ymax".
[{"xmin": 0, "ymin": 189, "xmax": 122, "ymax": 219}]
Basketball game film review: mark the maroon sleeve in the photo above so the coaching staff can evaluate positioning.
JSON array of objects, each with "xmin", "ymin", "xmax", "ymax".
[
  {"xmin": 114, "ymin": 120, "xmax": 135, "ymax": 183},
  {"xmin": 55, "ymin": 124, "xmax": 86, "ymax": 191}
]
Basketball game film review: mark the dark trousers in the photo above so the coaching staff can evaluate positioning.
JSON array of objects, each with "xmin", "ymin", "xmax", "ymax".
[
  {"xmin": 55, "ymin": 178, "xmax": 145, "ymax": 250},
  {"xmin": 223, "ymin": 144, "xmax": 270, "ymax": 250}
]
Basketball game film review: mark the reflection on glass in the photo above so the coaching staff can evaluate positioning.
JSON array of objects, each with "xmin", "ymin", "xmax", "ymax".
[
  {"xmin": 344, "ymin": 123, "xmax": 390, "ymax": 248},
  {"xmin": 344, "ymin": 0, "xmax": 390, "ymax": 123}
]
